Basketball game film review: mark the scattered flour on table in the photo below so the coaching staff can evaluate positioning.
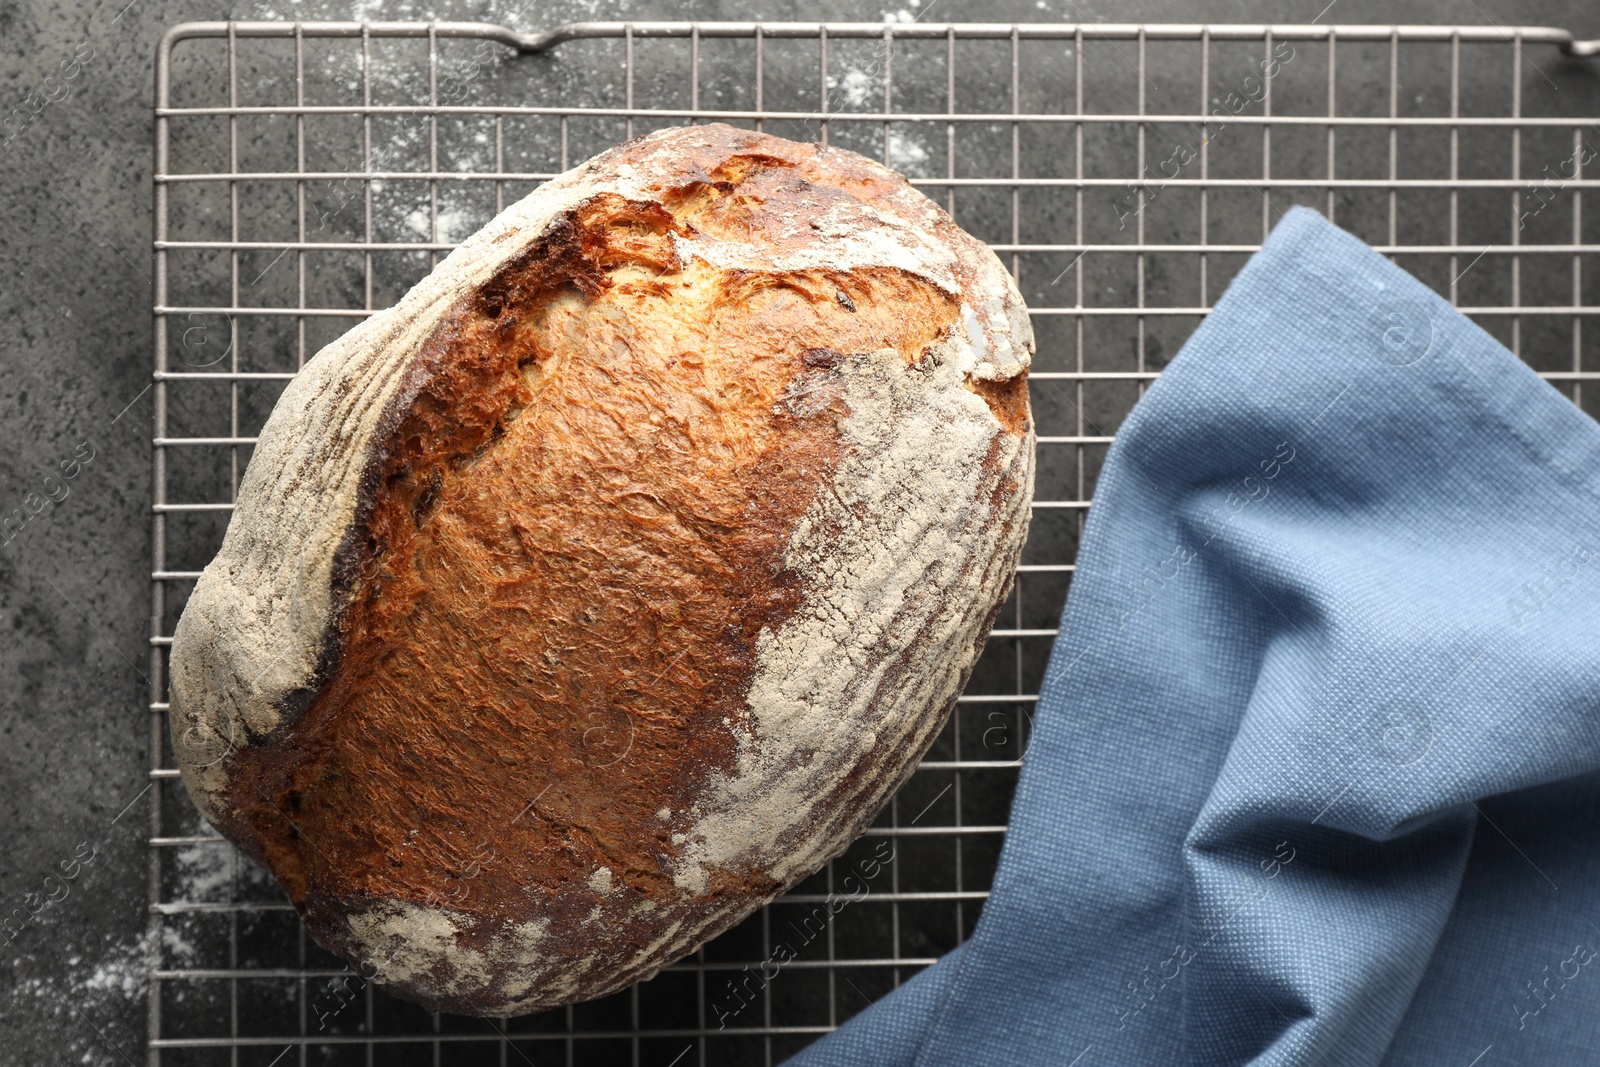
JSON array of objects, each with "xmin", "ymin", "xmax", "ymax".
[
  {"xmin": 889, "ymin": 133, "xmax": 931, "ymax": 177},
  {"xmin": 9, "ymin": 932, "xmax": 152, "ymax": 1067},
  {"xmin": 174, "ymin": 834, "xmax": 234, "ymax": 900}
]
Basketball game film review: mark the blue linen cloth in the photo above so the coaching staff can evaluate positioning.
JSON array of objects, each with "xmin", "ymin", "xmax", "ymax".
[{"xmin": 783, "ymin": 206, "xmax": 1600, "ymax": 1065}]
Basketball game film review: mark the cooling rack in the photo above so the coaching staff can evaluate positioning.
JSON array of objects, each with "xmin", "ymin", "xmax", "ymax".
[{"xmin": 149, "ymin": 18, "xmax": 1600, "ymax": 1066}]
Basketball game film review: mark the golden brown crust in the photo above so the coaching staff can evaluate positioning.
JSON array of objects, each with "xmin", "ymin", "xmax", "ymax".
[{"xmin": 174, "ymin": 123, "xmax": 1033, "ymax": 1014}]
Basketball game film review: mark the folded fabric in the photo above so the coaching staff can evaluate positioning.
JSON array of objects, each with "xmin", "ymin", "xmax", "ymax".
[{"xmin": 783, "ymin": 206, "xmax": 1600, "ymax": 1066}]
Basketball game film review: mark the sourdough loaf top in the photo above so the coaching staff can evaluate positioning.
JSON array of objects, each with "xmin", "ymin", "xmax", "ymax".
[{"xmin": 169, "ymin": 122, "xmax": 1034, "ymax": 1014}]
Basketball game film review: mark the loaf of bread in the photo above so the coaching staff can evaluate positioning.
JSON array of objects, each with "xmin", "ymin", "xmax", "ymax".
[{"xmin": 168, "ymin": 122, "xmax": 1034, "ymax": 1015}]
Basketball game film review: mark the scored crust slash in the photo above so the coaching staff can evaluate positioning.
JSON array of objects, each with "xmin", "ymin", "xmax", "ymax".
[{"xmin": 167, "ymin": 122, "xmax": 1036, "ymax": 1016}]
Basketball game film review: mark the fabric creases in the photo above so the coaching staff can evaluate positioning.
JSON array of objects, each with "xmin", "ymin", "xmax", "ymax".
[{"xmin": 781, "ymin": 207, "xmax": 1600, "ymax": 1066}]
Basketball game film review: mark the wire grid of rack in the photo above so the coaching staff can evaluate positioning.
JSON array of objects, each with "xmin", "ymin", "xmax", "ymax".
[{"xmin": 149, "ymin": 18, "xmax": 1600, "ymax": 1067}]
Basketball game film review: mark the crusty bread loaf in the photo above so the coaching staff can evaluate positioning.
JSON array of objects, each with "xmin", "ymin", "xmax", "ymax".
[{"xmin": 168, "ymin": 122, "xmax": 1034, "ymax": 1015}]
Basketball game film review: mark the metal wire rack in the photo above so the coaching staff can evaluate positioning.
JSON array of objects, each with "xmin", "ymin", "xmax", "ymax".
[{"xmin": 149, "ymin": 18, "xmax": 1600, "ymax": 1066}]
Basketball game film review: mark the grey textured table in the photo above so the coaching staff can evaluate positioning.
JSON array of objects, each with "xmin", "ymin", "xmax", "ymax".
[{"xmin": 4, "ymin": 1, "xmax": 1599, "ymax": 1064}]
